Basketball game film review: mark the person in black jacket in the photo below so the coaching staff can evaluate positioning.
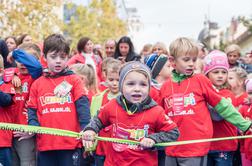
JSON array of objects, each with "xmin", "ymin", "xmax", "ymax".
[{"xmin": 114, "ymin": 36, "xmax": 140, "ymax": 63}]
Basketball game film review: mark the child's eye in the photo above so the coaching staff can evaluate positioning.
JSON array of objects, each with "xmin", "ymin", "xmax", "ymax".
[
  {"xmin": 140, "ymin": 82, "xmax": 148, "ymax": 86},
  {"xmin": 126, "ymin": 82, "xmax": 135, "ymax": 86}
]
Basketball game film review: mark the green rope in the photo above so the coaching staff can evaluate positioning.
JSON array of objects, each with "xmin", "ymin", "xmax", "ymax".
[{"xmin": 1, "ymin": 123, "xmax": 252, "ymax": 147}]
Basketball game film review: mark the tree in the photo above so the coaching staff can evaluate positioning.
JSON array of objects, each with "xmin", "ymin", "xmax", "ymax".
[
  {"xmin": 0, "ymin": 0, "xmax": 63, "ymax": 42},
  {"xmin": 64, "ymin": 0, "xmax": 127, "ymax": 47}
]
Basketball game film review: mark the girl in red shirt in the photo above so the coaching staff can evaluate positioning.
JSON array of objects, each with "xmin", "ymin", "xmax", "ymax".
[{"xmin": 203, "ymin": 50, "xmax": 238, "ymax": 166}]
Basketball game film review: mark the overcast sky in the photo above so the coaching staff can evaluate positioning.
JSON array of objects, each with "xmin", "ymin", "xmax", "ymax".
[{"xmin": 72, "ymin": 0, "xmax": 252, "ymax": 51}]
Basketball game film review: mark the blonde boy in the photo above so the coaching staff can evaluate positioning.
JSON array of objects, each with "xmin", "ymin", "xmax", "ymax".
[{"xmin": 159, "ymin": 37, "xmax": 252, "ymax": 166}]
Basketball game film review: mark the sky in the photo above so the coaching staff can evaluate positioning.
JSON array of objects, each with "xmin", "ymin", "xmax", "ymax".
[{"xmin": 72, "ymin": 0, "xmax": 252, "ymax": 51}]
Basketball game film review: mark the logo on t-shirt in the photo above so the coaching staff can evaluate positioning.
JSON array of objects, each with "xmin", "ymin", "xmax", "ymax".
[
  {"xmin": 165, "ymin": 93, "xmax": 196, "ymax": 116},
  {"xmin": 39, "ymin": 94, "xmax": 72, "ymax": 106}
]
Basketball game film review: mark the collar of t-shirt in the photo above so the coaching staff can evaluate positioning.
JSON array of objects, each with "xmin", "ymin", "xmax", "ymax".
[{"xmin": 172, "ymin": 69, "xmax": 192, "ymax": 83}]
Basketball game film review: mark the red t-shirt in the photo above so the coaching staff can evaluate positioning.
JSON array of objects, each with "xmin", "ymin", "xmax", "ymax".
[
  {"xmin": 160, "ymin": 74, "xmax": 223, "ymax": 157},
  {"xmin": 235, "ymin": 92, "xmax": 248, "ymax": 108},
  {"xmin": 239, "ymin": 104, "xmax": 252, "ymax": 159},
  {"xmin": 98, "ymin": 99, "xmax": 177, "ymax": 166},
  {"xmin": 209, "ymin": 89, "xmax": 238, "ymax": 151},
  {"xmin": 150, "ymin": 86, "xmax": 160, "ymax": 103},
  {"xmin": 13, "ymin": 74, "xmax": 34, "ymax": 125},
  {"xmin": 27, "ymin": 74, "xmax": 85, "ymax": 151},
  {"xmin": 96, "ymin": 90, "xmax": 112, "ymax": 156},
  {"xmin": 0, "ymin": 83, "xmax": 15, "ymax": 147}
]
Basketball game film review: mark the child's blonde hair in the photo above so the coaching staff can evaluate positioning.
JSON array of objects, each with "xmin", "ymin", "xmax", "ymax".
[
  {"xmin": 140, "ymin": 44, "xmax": 152, "ymax": 55},
  {"xmin": 229, "ymin": 67, "xmax": 247, "ymax": 80},
  {"xmin": 70, "ymin": 63, "xmax": 99, "ymax": 94},
  {"xmin": 152, "ymin": 42, "xmax": 168, "ymax": 55},
  {"xmin": 101, "ymin": 57, "xmax": 115, "ymax": 74},
  {"xmin": 169, "ymin": 37, "xmax": 198, "ymax": 58},
  {"xmin": 225, "ymin": 44, "xmax": 241, "ymax": 56},
  {"xmin": 106, "ymin": 59, "xmax": 122, "ymax": 75},
  {"xmin": 18, "ymin": 43, "xmax": 41, "ymax": 59}
]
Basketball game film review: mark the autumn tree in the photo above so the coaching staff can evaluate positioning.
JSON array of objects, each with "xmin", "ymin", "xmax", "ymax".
[
  {"xmin": 0, "ymin": 0, "xmax": 63, "ymax": 42},
  {"xmin": 64, "ymin": 0, "xmax": 127, "ymax": 47}
]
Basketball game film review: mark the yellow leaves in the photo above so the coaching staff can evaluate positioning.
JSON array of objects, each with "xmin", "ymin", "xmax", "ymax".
[
  {"xmin": 0, "ymin": 0, "xmax": 63, "ymax": 42},
  {"xmin": 64, "ymin": 0, "xmax": 127, "ymax": 47}
]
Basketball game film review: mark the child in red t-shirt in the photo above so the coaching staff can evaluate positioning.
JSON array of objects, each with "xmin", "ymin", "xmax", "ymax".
[
  {"xmin": 9, "ymin": 43, "xmax": 42, "ymax": 166},
  {"xmin": 25, "ymin": 34, "xmax": 91, "ymax": 166},
  {"xmin": 203, "ymin": 50, "xmax": 238, "ymax": 165},
  {"xmin": 159, "ymin": 37, "xmax": 252, "ymax": 166},
  {"xmin": 90, "ymin": 59, "xmax": 121, "ymax": 165},
  {"xmin": 239, "ymin": 79, "xmax": 252, "ymax": 166},
  {"xmin": 0, "ymin": 55, "xmax": 16, "ymax": 166},
  {"xmin": 228, "ymin": 67, "xmax": 248, "ymax": 108},
  {"xmin": 144, "ymin": 53, "xmax": 172, "ymax": 103},
  {"xmin": 82, "ymin": 61, "xmax": 179, "ymax": 166}
]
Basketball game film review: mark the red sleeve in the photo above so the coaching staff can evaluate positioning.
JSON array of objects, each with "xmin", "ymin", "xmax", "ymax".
[
  {"xmin": 71, "ymin": 75, "xmax": 87, "ymax": 101},
  {"xmin": 155, "ymin": 106, "xmax": 177, "ymax": 132},
  {"xmin": 97, "ymin": 105, "xmax": 110, "ymax": 127},
  {"xmin": 158, "ymin": 79, "xmax": 171, "ymax": 107},
  {"xmin": 197, "ymin": 74, "xmax": 222, "ymax": 107},
  {"xmin": 27, "ymin": 80, "xmax": 38, "ymax": 109},
  {"xmin": 67, "ymin": 56, "xmax": 78, "ymax": 66},
  {"xmin": 0, "ymin": 83, "xmax": 15, "ymax": 95}
]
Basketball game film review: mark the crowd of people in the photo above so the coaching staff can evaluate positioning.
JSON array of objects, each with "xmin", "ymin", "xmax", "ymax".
[{"xmin": 1, "ymin": 33, "xmax": 252, "ymax": 166}]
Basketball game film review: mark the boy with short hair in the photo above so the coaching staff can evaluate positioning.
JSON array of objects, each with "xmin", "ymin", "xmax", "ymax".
[
  {"xmin": 26, "ymin": 34, "xmax": 91, "ymax": 166},
  {"xmin": 82, "ymin": 61, "xmax": 179, "ymax": 166},
  {"xmin": 159, "ymin": 37, "xmax": 252, "ymax": 166},
  {"xmin": 90, "ymin": 58, "xmax": 121, "ymax": 165}
]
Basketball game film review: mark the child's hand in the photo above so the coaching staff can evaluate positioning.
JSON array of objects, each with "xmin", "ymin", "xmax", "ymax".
[
  {"xmin": 7, "ymin": 52, "xmax": 14, "ymax": 64},
  {"xmin": 140, "ymin": 138, "xmax": 155, "ymax": 148},
  {"xmin": 81, "ymin": 130, "xmax": 96, "ymax": 150},
  {"xmin": 12, "ymin": 75, "xmax": 21, "ymax": 88},
  {"xmin": 13, "ymin": 131, "xmax": 35, "ymax": 141}
]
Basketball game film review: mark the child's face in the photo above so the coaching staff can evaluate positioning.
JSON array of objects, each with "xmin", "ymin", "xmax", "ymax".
[
  {"xmin": 119, "ymin": 43, "xmax": 130, "ymax": 57},
  {"xmin": 173, "ymin": 54, "xmax": 197, "ymax": 75},
  {"xmin": 152, "ymin": 46, "xmax": 164, "ymax": 55},
  {"xmin": 122, "ymin": 71, "xmax": 149, "ymax": 104},
  {"xmin": 16, "ymin": 61, "xmax": 28, "ymax": 75},
  {"xmin": 228, "ymin": 71, "xmax": 240, "ymax": 90},
  {"xmin": 208, "ymin": 68, "xmax": 228, "ymax": 87},
  {"xmin": 84, "ymin": 40, "xmax": 94, "ymax": 54},
  {"xmin": 106, "ymin": 71, "xmax": 119, "ymax": 94},
  {"xmin": 159, "ymin": 61, "xmax": 172, "ymax": 79},
  {"xmin": 227, "ymin": 51, "xmax": 240, "ymax": 65},
  {"xmin": 46, "ymin": 51, "xmax": 68, "ymax": 73}
]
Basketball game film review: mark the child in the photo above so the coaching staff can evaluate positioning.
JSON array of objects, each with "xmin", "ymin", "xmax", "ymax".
[
  {"xmin": 70, "ymin": 63, "xmax": 99, "ymax": 103},
  {"xmin": 203, "ymin": 50, "xmax": 238, "ymax": 166},
  {"xmin": 0, "ymin": 55, "xmax": 15, "ymax": 166},
  {"xmin": 145, "ymin": 53, "xmax": 172, "ymax": 102},
  {"xmin": 159, "ymin": 37, "xmax": 252, "ymax": 166},
  {"xmin": 98, "ymin": 57, "xmax": 115, "ymax": 91},
  {"xmin": 10, "ymin": 43, "xmax": 42, "ymax": 166},
  {"xmin": 26, "ymin": 34, "xmax": 91, "ymax": 166},
  {"xmin": 239, "ymin": 79, "xmax": 252, "ymax": 166},
  {"xmin": 228, "ymin": 67, "xmax": 248, "ymax": 108},
  {"xmin": 90, "ymin": 59, "xmax": 121, "ymax": 166},
  {"xmin": 82, "ymin": 61, "xmax": 179, "ymax": 166}
]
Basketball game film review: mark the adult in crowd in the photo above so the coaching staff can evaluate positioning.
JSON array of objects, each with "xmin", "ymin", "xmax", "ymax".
[{"xmin": 114, "ymin": 36, "xmax": 140, "ymax": 63}]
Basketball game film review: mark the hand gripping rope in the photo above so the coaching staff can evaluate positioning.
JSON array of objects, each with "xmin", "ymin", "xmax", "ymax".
[{"xmin": 1, "ymin": 122, "xmax": 252, "ymax": 146}]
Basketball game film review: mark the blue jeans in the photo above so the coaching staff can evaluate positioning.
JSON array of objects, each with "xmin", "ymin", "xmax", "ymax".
[
  {"xmin": 207, "ymin": 151, "xmax": 234, "ymax": 166},
  {"xmin": 37, "ymin": 149, "xmax": 81, "ymax": 166},
  {"xmin": 0, "ymin": 147, "xmax": 12, "ymax": 166}
]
